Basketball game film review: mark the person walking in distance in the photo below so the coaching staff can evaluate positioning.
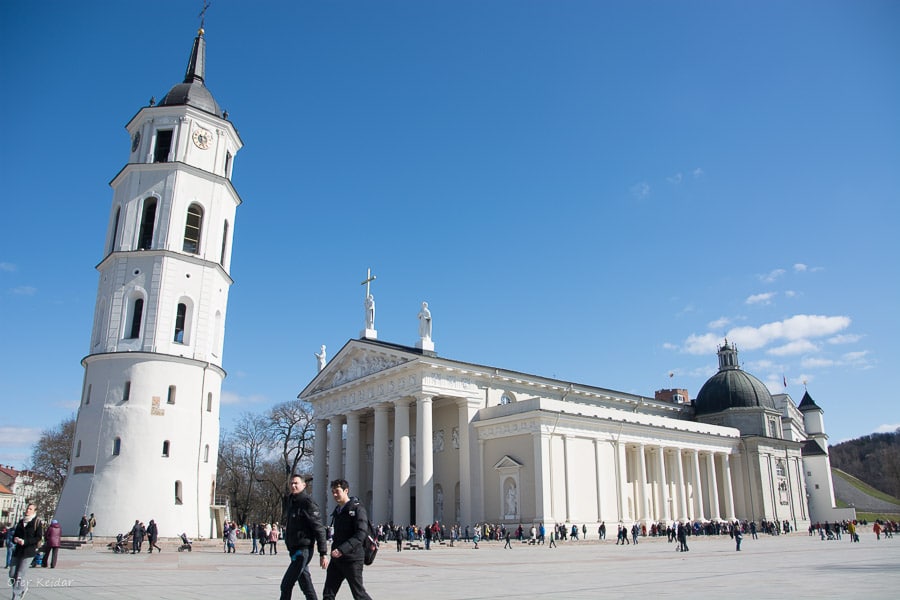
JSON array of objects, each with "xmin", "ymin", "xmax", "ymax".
[
  {"xmin": 280, "ymin": 474, "xmax": 329, "ymax": 600},
  {"xmin": 322, "ymin": 479, "xmax": 373, "ymax": 600}
]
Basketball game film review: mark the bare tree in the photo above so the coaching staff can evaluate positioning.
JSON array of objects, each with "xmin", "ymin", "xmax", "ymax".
[
  {"xmin": 217, "ymin": 412, "xmax": 272, "ymax": 524},
  {"xmin": 29, "ymin": 416, "xmax": 75, "ymax": 517},
  {"xmin": 268, "ymin": 399, "xmax": 316, "ymax": 489}
]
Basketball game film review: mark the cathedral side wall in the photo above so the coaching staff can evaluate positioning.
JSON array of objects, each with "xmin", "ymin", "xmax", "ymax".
[{"xmin": 481, "ymin": 434, "xmax": 534, "ymax": 524}]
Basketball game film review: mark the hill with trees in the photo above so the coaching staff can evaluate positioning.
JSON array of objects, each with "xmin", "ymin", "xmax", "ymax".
[{"xmin": 829, "ymin": 428, "xmax": 900, "ymax": 503}]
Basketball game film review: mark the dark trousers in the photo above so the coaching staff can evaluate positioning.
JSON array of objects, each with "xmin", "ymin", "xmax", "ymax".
[
  {"xmin": 280, "ymin": 546, "xmax": 316, "ymax": 600},
  {"xmin": 322, "ymin": 558, "xmax": 371, "ymax": 600},
  {"xmin": 40, "ymin": 546, "xmax": 59, "ymax": 568}
]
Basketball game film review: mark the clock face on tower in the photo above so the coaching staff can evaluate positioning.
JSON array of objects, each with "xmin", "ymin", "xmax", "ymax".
[{"xmin": 192, "ymin": 127, "xmax": 211, "ymax": 150}]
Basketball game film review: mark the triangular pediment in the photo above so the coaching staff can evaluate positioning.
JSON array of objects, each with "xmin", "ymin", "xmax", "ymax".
[
  {"xmin": 493, "ymin": 455, "xmax": 523, "ymax": 470},
  {"xmin": 305, "ymin": 340, "xmax": 414, "ymax": 395}
]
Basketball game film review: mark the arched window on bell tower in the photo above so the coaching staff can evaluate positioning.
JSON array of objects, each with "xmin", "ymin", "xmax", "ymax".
[
  {"xmin": 183, "ymin": 203, "xmax": 204, "ymax": 254},
  {"xmin": 109, "ymin": 206, "xmax": 121, "ymax": 255},
  {"xmin": 126, "ymin": 296, "xmax": 144, "ymax": 339},
  {"xmin": 220, "ymin": 220, "xmax": 229, "ymax": 266},
  {"xmin": 138, "ymin": 198, "xmax": 157, "ymax": 250}
]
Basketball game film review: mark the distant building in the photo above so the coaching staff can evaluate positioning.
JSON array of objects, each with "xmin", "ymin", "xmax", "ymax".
[
  {"xmin": 654, "ymin": 388, "xmax": 689, "ymax": 405},
  {"xmin": 301, "ymin": 333, "xmax": 851, "ymax": 529},
  {"xmin": 0, "ymin": 466, "xmax": 53, "ymax": 523}
]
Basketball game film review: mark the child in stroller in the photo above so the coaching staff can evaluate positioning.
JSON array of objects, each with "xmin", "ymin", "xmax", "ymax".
[
  {"xmin": 108, "ymin": 532, "xmax": 130, "ymax": 553},
  {"xmin": 178, "ymin": 532, "xmax": 193, "ymax": 552}
]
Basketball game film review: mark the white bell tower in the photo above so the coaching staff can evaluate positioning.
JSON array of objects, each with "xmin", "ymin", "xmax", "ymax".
[{"xmin": 55, "ymin": 25, "xmax": 242, "ymax": 539}]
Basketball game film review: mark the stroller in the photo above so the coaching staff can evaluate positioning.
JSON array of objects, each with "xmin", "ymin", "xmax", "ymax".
[
  {"xmin": 178, "ymin": 532, "xmax": 193, "ymax": 552},
  {"xmin": 108, "ymin": 533, "xmax": 129, "ymax": 553}
]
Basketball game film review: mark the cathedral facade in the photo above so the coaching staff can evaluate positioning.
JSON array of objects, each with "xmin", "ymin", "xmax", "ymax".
[{"xmin": 302, "ymin": 334, "xmax": 851, "ymax": 530}]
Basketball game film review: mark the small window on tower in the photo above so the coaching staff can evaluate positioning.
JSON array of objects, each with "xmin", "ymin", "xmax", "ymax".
[
  {"xmin": 204, "ymin": 444, "xmax": 210, "ymax": 463},
  {"xmin": 84, "ymin": 383, "xmax": 92, "ymax": 405},
  {"xmin": 113, "ymin": 437, "xmax": 122, "ymax": 456},
  {"xmin": 128, "ymin": 298, "xmax": 144, "ymax": 339},
  {"xmin": 123, "ymin": 381, "xmax": 131, "ymax": 402},
  {"xmin": 138, "ymin": 198, "xmax": 157, "ymax": 250},
  {"xmin": 183, "ymin": 203, "xmax": 204, "ymax": 254},
  {"xmin": 167, "ymin": 385, "xmax": 176, "ymax": 405},
  {"xmin": 154, "ymin": 130, "xmax": 173, "ymax": 163},
  {"xmin": 206, "ymin": 392, "xmax": 212, "ymax": 412},
  {"xmin": 174, "ymin": 303, "xmax": 187, "ymax": 343},
  {"xmin": 75, "ymin": 440, "xmax": 81, "ymax": 458},
  {"xmin": 162, "ymin": 440, "xmax": 170, "ymax": 457},
  {"xmin": 220, "ymin": 220, "xmax": 229, "ymax": 266},
  {"xmin": 175, "ymin": 480, "xmax": 183, "ymax": 505}
]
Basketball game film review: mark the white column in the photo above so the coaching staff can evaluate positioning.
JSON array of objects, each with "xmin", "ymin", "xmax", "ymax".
[
  {"xmin": 313, "ymin": 419, "xmax": 328, "ymax": 513},
  {"xmin": 594, "ymin": 439, "xmax": 603, "ymax": 522},
  {"xmin": 674, "ymin": 449, "xmax": 688, "ymax": 521},
  {"xmin": 706, "ymin": 452, "xmax": 720, "ymax": 520},
  {"xmin": 372, "ymin": 405, "xmax": 390, "ymax": 524},
  {"xmin": 345, "ymin": 411, "xmax": 361, "ymax": 492},
  {"xmin": 691, "ymin": 449, "xmax": 704, "ymax": 520},
  {"xmin": 637, "ymin": 443, "xmax": 650, "ymax": 522},
  {"xmin": 721, "ymin": 453, "xmax": 736, "ymax": 521},
  {"xmin": 392, "ymin": 398, "xmax": 411, "ymax": 525},
  {"xmin": 457, "ymin": 399, "xmax": 478, "ymax": 526},
  {"xmin": 415, "ymin": 394, "xmax": 434, "ymax": 526},
  {"xmin": 657, "ymin": 446, "xmax": 670, "ymax": 522},
  {"xmin": 562, "ymin": 435, "xmax": 574, "ymax": 521},
  {"xmin": 534, "ymin": 432, "xmax": 553, "ymax": 524},
  {"xmin": 327, "ymin": 416, "xmax": 345, "ymax": 513},
  {"xmin": 616, "ymin": 441, "xmax": 629, "ymax": 522}
]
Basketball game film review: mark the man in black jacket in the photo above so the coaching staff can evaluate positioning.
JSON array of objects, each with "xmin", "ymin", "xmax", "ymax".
[
  {"xmin": 281, "ymin": 474, "xmax": 329, "ymax": 600},
  {"xmin": 322, "ymin": 479, "xmax": 372, "ymax": 600}
]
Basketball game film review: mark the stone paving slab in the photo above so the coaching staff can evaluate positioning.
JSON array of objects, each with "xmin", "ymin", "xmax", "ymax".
[{"xmin": 9, "ymin": 533, "xmax": 898, "ymax": 599}]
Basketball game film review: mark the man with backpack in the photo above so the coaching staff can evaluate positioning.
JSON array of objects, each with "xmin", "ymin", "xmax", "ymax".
[
  {"xmin": 322, "ymin": 479, "xmax": 372, "ymax": 600},
  {"xmin": 281, "ymin": 474, "xmax": 329, "ymax": 600}
]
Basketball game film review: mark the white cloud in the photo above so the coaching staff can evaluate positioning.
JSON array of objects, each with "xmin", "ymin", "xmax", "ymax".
[
  {"xmin": 11, "ymin": 286, "xmax": 37, "ymax": 296},
  {"xmin": 746, "ymin": 292, "xmax": 776, "ymax": 305},
  {"xmin": 828, "ymin": 334, "xmax": 862, "ymax": 345},
  {"xmin": 662, "ymin": 342, "xmax": 679, "ymax": 351},
  {"xmin": 784, "ymin": 290, "xmax": 797, "ymax": 298},
  {"xmin": 692, "ymin": 168, "xmax": 704, "ymax": 178},
  {"xmin": 793, "ymin": 263, "xmax": 807, "ymax": 272},
  {"xmin": 683, "ymin": 332, "xmax": 720, "ymax": 355},
  {"xmin": 630, "ymin": 182, "xmax": 650, "ymax": 200},
  {"xmin": 0, "ymin": 262, "xmax": 16, "ymax": 272},
  {"xmin": 681, "ymin": 314, "xmax": 851, "ymax": 355},
  {"xmin": 759, "ymin": 269, "xmax": 786, "ymax": 284},
  {"xmin": 767, "ymin": 339, "xmax": 819, "ymax": 356},
  {"xmin": 708, "ymin": 317, "xmax": 731, "ymax": 330},
  {"xmin": 875, "ymin": 423, "xmax": 900, "ymax": 433},
  {"xmin": 220, "ymin": 390, "xmax": 268, "ymax": 406},
  {"xmin": 801, "ymin": 357, "xmax": 834, "ymax": 368},
  {"xmin": 667, "ymin": 173, "xmax": 683, "ymax": 184},
  {"xmin": 0, "ymin": 427, "xmax": 41, "ymax": 447}
]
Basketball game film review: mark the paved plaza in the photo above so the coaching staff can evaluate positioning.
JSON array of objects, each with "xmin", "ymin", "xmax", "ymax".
[{"xmin": 9, "ymin": 531, "xmax": 898, "ymax": 599}]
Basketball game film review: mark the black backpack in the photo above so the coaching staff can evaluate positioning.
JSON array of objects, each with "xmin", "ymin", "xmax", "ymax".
[{"xmin": 362, "ymin": 519, "xmax": 378, "ymax": 566}]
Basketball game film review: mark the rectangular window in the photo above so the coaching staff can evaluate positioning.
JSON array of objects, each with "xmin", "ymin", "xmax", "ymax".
[
  {"xmin": 175, "ymin": 480, "xmax": 183, "ymax": 505},
  {"xmin": 174, "ymin": 303, "xmax": 187, "ymax": 343},
  {"xmin": 84, "ymin": 383, "xmax": 92, "ymax": 405},
  {"xmin": 123, "ymin": 381, "xmax": 131, "ymax": 402},
  {"xmin": 162, "ymin": 440, "xmax": 170, "ymax": 457},
  {"xmin": 154, "ymin": 130, "xmax": 173, "ymax": 163},
  {"xmin": 206, "ymin": 392, "xmax": 212, "ymax": 412},
  {"xmin": 167, "ymin": 385, "xmax": 176, "ymax": 405}
]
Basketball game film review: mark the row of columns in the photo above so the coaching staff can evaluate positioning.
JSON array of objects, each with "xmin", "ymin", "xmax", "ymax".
[
  {"xmin": 313, "ymin": 394, "xmax": 477, "ymax": 528},
  {"xmin": 628, "ymin": 443, "xmax": 735, "ymax": 523}
]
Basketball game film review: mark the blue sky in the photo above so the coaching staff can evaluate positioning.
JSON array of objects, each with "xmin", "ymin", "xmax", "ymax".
[{"xmin": 1, "ymin": 0, "xmax": 898, "ymax": 468}]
